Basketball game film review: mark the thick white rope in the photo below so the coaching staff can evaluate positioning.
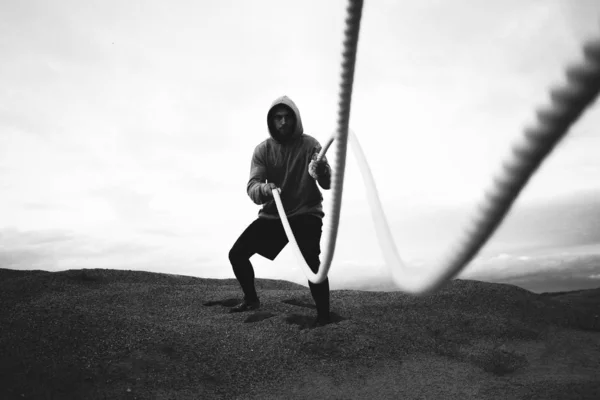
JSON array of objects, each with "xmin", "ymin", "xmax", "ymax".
[{"xmin": 273, "ymin": 0, "xmax": 600, "ymax": 294}]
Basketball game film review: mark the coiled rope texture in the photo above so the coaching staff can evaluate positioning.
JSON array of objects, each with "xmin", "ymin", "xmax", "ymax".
[{"xmin": 272, "ymin": 0, "xmax": 600, "ymax": 294}]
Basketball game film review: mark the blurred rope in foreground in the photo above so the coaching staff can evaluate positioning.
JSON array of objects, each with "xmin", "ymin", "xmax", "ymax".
[{"xmin": 273, "ymin": 0, "xmax": 600, "ymax": 294}]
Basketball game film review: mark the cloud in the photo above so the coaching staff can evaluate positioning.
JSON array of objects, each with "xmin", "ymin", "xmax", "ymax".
[
  {"xmin": 0, "ymin": 226, "xmax": 220, "ymax": 277},
  {"xmin": 0, "ymin": 228, "xmax": 76, "ymax": 269},
  {"xmin": 2, "ymin": 0, "xmax": 600, "ymax": 286},
  {"xmin": 464, "ymin": 250, "xmax": 600, "ymax": 282},
  {"xmin": 558, "ymin": 0, "xmax": 600, "ymax": 41},
  {"xmin": 0, "ymin": 228, "xmax": 74, "ymax": 245}
]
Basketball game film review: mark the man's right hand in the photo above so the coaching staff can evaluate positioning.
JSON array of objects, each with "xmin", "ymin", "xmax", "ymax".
[{"xmin": 261, "ymin": 182, "xmax": 278, "ymax": 198}]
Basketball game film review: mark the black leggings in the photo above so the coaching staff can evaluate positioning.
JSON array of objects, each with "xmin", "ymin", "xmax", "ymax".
[{"xmin": 228, "ymin": 214, "xmax": 330, "ymax": 318}]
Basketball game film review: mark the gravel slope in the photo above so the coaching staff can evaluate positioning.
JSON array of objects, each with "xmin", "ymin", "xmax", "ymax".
[{"xmin": 1, "ymin": 268, "xmax": 598, "ymax": 399}]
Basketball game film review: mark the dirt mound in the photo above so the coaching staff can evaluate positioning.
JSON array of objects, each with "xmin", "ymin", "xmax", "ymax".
[{"xmin": 1, "ymin": 268, "xmax": 598, "ymax": 399}]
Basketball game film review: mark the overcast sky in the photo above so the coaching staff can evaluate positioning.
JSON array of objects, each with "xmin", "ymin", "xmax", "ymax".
[{"xmin": 2, "ymin": 0, "xmax": 600, "ymax": 288}]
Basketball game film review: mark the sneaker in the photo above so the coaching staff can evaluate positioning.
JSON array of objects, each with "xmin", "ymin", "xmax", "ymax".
[
  {"xmin": 229, "ymin": 299, "xmax": 260, "ymax": 313},
  {"xmin": 310, "ymin": 315, "xmax": 331, "ymax": 328}
]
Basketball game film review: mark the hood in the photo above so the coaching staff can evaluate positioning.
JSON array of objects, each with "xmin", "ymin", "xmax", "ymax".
[{"xmin": 267, "ymin": 95, "xmax": 304, "ymax": 143}]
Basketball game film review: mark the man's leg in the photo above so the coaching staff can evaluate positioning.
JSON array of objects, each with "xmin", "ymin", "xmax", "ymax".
[
  {"xmin": 309, "ymin": 277, "xmax": 330, "ymax": 322},
  {"xmin": 290, "ymin": 215, "xmax": 330, "ymax": 323},
  {"xmin": 228, "ymin": 218, "xmax": 287, "ymax": 311}
]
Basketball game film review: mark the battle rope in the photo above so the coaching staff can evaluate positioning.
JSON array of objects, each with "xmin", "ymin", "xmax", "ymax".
[{"xmin": 273, "ymin": 0, "xmax": 600, "ymax": 294}]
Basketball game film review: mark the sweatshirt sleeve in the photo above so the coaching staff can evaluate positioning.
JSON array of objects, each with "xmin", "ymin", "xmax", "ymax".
[
  {"xmin": 314, "ymin": 144, "xmax": 332, "ymax": 190},
  {"xmin": 246, "ymin": 144, "xmax": 269, "ymax": 205}
]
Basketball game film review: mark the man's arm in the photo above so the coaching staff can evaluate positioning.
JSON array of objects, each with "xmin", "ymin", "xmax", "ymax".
[
  {"xmin": 309, "ymin": 146, "xmax": 332, "ymax": 190},
  {"xmin": 246, "ymin": 146, "xmax": 272, "ymax": 204}
]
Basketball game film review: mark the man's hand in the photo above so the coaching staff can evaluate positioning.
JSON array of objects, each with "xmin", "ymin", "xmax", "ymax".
[
  {"xmin": 261, "ymin": 182, "xmax": 278, "ymax": 198},
  {"xmin": 308, "ymin": 158, "xmax": 328, "ymax": 180}
]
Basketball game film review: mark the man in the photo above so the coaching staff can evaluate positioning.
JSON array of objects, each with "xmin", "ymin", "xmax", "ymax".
[{"xmin": 228, "ymin": 95, "xmax": 332, "ymax": 327}]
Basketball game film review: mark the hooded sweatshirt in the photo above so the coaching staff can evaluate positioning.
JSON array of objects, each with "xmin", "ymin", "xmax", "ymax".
[{"xmin": 247, "ymin": 96, "xmax": 332, "ymax": 220}]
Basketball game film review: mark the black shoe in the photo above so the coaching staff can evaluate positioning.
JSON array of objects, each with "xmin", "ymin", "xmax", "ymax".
[
  {"xmin": 229, "ymin": 299, "xmax": 260, "ymax": 313},
  {"xmin": 310, "ymin": 315, "xmax": 331, "ymax": 328}
]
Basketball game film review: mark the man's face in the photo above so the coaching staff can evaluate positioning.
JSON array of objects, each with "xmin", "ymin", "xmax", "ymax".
[{"xmin": 272, "ymin": 106, "xmax": 296, "ymax": 137}]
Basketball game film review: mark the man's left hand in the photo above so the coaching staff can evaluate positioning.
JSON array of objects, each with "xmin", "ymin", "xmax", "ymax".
[{"xmin": 308, "ymin": 159, "xmax": 328, "ymax": 180}]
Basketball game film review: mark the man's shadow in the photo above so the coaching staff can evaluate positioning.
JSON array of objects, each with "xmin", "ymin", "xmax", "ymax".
[
  {"xmin": 204, "ymin": 298, "xmax": 346, "ymax": 327},
  {"xmin": 284, "ymin": 312, "xmax": 346, "ymax": 329},
  {"xmin": 202, "ymin": 298, "xmax": 240, "ymax": 307}
]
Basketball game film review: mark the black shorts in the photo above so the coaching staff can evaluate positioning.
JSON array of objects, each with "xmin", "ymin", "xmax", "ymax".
[{"xmin": 231, "ymin": 214, "xmax": 323, "ymax": 268}]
